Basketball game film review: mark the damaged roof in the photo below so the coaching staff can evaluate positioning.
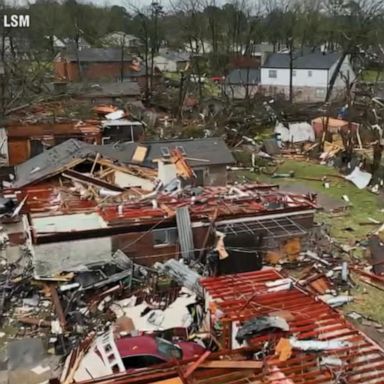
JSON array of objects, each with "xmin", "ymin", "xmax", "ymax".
[
  {"xmin": 99, "ymin": 137, "xmax": 235, "ymax": 168},
  {"xmin": 56, "ymin": 48, "xmax": 133, "ymax": 63},
  {"xmin": 201, "ymin": 268, "xmax": 384, "ymax": 384},
  {"xmin": 13, "ymin": 139, "xmax": 96, "ymax": 188},
  {"xmin": 13, "ymin": 137, "xmax": 234, "ymax": 188},
  {"xmin": 76, "ymin": 81, "xmax": 141, "ymax": 98},
  {"xmin": 263, "ymin": 50, "xmax": 341, "ymax": 69}
]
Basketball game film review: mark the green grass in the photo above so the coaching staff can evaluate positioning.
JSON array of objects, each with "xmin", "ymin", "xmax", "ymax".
[
  {"xmin": 233, "ymin": 159, "xmax": 382, "ymax": 242},
  {"xmin": 235, "ymin": 159, "xmax": 384, "ymax": 324},
  {"xmin": 362, "ymin": 69, "xmax": 384, "ymax": 82},
  {"xmin": 344, "ymin": 278, "xmax": 384, "ymax": 323},
  {"xmin": 163, "ymin": 71, "xmax": 181, "ymax": 81}
]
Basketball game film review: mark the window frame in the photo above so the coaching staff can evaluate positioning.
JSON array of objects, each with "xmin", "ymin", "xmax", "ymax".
[
  {"xmin": 152, "ymin": 228, "xmax": 177, "ymax": 248},
  {"xmin": 315, "ymin": 88, "xmax": 325, "ymax": 98},
  {"xmin": 268, "ymin": 69, "xmax": 277, "ymax": 79}
]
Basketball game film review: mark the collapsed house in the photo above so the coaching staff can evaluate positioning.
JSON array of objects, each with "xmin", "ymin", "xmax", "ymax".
[
  {"xmin": 1, "ymin": 136, "xmax": 317, "ymax": 279},
  {"xmin": 9, "ymin": 137, "xmax": 235, "ymax": 189},
  {"xmin": 2, "ymin": 119, "xmax": 145, "ymax": 166},
  {"xmin": 5, "ymin": 172, "xmax": 317, "ymax": 279},
  {"xmin": 55, "ymin": 268, "xmax": 384, "ymax": 384}
]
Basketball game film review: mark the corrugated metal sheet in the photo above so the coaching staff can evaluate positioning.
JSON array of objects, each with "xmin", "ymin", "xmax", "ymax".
[
  {"xmin": 201, "ymin": 269, "xmax": 384, "ymax": 384},
  {"xmin": 160, "ymin": 259, "xmax": 203, "ymax": 297},
  {"xmin": 176, "ymin": 206, "xmax": 194, "ymax": 261}
]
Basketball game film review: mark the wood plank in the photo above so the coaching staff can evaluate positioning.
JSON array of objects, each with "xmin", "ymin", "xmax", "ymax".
[{"xmin": 199, "ymin": 360, "xmax": 263, "ymax": 369}]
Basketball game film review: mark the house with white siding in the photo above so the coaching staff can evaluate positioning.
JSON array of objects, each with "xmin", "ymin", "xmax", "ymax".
[
  {"xmin": 260, "ymin": 50, "xmax": 355, "ymax": 102},
  {"xmin": 153, "ymin": 51, "xmax": 190, "ymax": 72}
]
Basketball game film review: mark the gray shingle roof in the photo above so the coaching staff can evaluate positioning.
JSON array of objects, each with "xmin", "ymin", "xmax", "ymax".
[
  {"xmin": 263, "ymin": 51, "xmax": 341, "ymax": 70},
  {"xmin": 80, "ymin": 81, "xmax": 141, "ymax": 97},
  {"xmin": 101, "ymin": 138, "xmax": 235, "ymax": 168},
  {"xmin": 14, "ymin": 139, "xmax": 96, "ymax": 188},
  {"xmin": 13, "ymin": 138, "xmax": 235, "ymax": 188},
  {"xmin": 60, "ymin": 48, "xmax": 132, "ymax": 63},
  {"xmin": 226, "ymin": 69, "xmax": 260, "ymax": 85},
  {"xmin": 160, "ymin": 51, "xmax": 190, "ymax": 62}
]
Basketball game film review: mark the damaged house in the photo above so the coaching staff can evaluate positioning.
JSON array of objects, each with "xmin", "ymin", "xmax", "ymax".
[
  {"xmin": 3, "ymin": 120, "xmax": 101, "ymax": 165},
  {"xmin": 54, "ymin": 48, "xmax": 138, "ymax": 82},
  {"xmin": 3, "ymin": 118, "xmax": 145, "ymax": 166},
  {"xmin": 2, "ymin": 137, "xmax": 318, "ymax": 280},
  {"xmin": 102, "ymin": 137, "xmax": 236, "ymax": 187},
  {"xmin": 74, "ymin": 81, "xmax": 142, "ymax": 105}
]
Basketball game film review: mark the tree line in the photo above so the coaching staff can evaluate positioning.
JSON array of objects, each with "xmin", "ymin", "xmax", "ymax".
[{"xmin": 0, "ymin": 0, "xmax": 384, "ymax": 114}]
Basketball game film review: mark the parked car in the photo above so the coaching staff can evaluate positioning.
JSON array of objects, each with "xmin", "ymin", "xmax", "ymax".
[
  {"xmin": 116, "ymin": 335, "xmax": 206, "ymax": 370},
  {"xmin": 211, "ymin": 76, "xmax": 225, "ymax": 83}
]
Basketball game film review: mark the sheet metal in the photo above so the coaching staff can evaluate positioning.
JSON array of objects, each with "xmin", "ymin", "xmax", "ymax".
[
  {"xmin": 201, "ymin": 269, "xmax": 384, "ymax": 384},
  {"xmin": 176, "ymin": 206, "xmax": 194, "ymax": 261}
]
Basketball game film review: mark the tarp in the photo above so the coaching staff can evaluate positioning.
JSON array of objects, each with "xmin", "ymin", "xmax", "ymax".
[
  {"xmin": 275, "ymin": 122, "xmax": 315, "ymax": 143},
  {"xmin": 345, "ymin": 167, "xmax": 372, "ymax": 189}
]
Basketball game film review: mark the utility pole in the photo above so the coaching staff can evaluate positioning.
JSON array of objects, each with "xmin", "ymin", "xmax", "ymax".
[{"xmin": 120, "ymin": 34, "xmax": 126, "ymax": 83}]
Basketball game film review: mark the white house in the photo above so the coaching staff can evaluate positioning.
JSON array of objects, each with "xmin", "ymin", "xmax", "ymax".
[
  {"xmin": 153, "ymin": 51, "xmax": 190, "ymax": 72},
  {"xmin": 260, "ymin": 51, "xmax": 355, "ymax": 102},
  {"xmin": 184, "ymin": 40, "xmax": 212, "ymax": 54},
  {"xmin": 101, "ymin": 32, "xmax": 141, "ymax": 51}
]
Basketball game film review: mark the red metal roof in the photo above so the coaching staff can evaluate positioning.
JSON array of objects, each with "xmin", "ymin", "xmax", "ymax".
[
  {"xmin": 11, "ymin": 183, "xmax": 317, "ymax": 226},
  {"xmin": 97, "ymin": 184, "xmax": 318, "ymax": 225},
  {"xmin": 201, "ymin": 269, "xmax": 384, "ymax": 384}
]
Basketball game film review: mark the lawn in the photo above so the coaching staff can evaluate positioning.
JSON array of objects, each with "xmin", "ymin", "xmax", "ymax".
[
  {"xmin": 362, "ymin": 69, "xmax": 384, "ymax": 82},
  {"xmin": 233, "ymin": 158, "xmax": 384, "ymax": 323},
  {"xmin": 233, "ymin": 159, "xmax": 383, "ymax": 242}
]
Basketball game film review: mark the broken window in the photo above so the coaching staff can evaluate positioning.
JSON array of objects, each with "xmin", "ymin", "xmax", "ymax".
[
  {"xmin": 268, "ymin": 70, "xmax": 277, "ymax": 79},
  {"xmin": 153, "ymin": 228, "xmax": 177, "ymax": 247},
  {"xmin": 160, "ymin": 147, "xmax": 170, "ymax": 157},
  {"xmin": 122, "ymin": 355, "xmax": 166, "ymax": 369},
  {"xmin": 30, "ymin": 140, "xmax": 45, "ymax": 157},
  {"xmin": 156, "ymin": 337, "xmax": 182, "ymax": 360},
  {"xmin": 194, "ymin": 168, "xmax": 206, "ymax": 187}
]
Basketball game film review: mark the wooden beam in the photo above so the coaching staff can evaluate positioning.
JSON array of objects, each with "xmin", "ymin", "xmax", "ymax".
[
  {"xmin": 183, "ymin": 351, "xmax": 211, "ymax": 379},
  {"xmin": 48, "ymin": 283, "xmax": 67, "ymax": 329},
  {"xmin": 199, "ymin": 360, "xmax": 264, "ymax": 369}
]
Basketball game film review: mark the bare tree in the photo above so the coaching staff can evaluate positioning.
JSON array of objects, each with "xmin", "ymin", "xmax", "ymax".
[
  {"xmin": 129, "ymin": 2, "xmax": 163, "ymax": 100},
  {"xmin": 171, "ymin": 0, "xmax": 206, "ymax": 100},
  {"xmin": 325, "ymin": 0, "xmax": 384, "ymax": 101}
]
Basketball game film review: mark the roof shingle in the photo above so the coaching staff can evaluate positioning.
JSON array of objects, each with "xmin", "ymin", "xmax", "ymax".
[{"xmin": 263, "ymin": 51, "xmax": 341, "ymax": 70}]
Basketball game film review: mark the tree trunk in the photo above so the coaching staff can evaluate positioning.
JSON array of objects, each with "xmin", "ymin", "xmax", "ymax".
[
  {"xmin": 120, "ymin": 41, "xmax": 124, "ymax": 83},
  {"xmin": 325, "ymin": 51, "xmax": 347, "ymax": 102},
  {"xmin": 0, "ymin": 30, "xmax": 6, "ymax": 117},
  {"xmin": 289, "ymin": 40, "xmax": 293, "ymax": 103},
  {"xmin": 144, "ymin": 33, "xmax": 149, "ymax": 101},
  {"xmin": 177, "ymin": 71, "xmax": 185, "ymax": 121}
]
